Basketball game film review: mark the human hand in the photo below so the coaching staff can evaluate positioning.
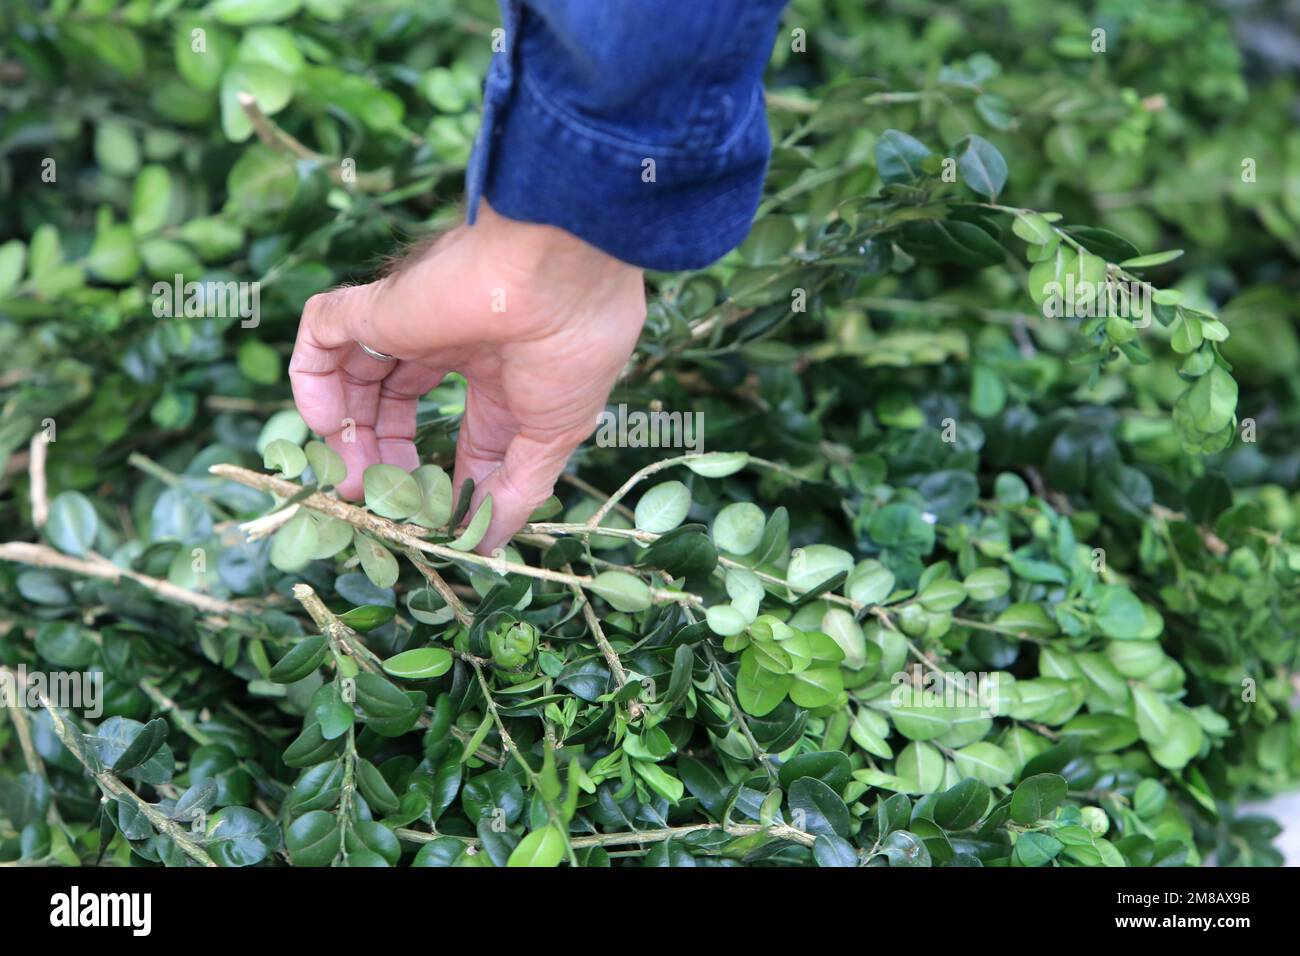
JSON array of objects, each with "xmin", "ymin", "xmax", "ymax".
[{"xmin": 288, "ymin": 201, "xmax": 646, "ymax": 554}]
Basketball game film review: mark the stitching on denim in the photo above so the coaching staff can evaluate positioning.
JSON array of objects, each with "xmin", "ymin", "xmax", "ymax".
[{"xmin": 517, "ymin": 66, "xmax": 764, "ymax": 162}]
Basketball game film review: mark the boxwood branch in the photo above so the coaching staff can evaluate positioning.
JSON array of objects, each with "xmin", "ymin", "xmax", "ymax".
[{"xmin": 36, "ymin": 694, "xmax": 218, "ymax": 867}]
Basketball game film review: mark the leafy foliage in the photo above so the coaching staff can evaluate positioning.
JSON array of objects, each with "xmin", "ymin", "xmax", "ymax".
[{"xmin": 1, "ymin": 0, "xmax": 1297, "ymax": 868}]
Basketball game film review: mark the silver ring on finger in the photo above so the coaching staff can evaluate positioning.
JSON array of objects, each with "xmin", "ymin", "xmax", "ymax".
[{"xmin": 358, "ymin": 342, "xmax": 397, "ymax": 362}]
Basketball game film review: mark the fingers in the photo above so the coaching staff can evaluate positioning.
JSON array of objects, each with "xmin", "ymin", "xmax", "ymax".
[
  {"xmin": 324, "ymin": 427, "xmax": 382, "ymax": 499},
  {"xmin": 290, "ymin": 283, "xmax": 450, "ymax": 496},
  {"xmin": 452, "ymin": 383, "xmax": 519, "ymax": 499},
  {"xmin": 289, "ymin": 285, "xmax": 398, "ymax": 442},
  {"xmin": 451, "ymin": 384, "xmax": 577, "ymax": 554},
  {"xmin": 472, "ymin": 429, "xmax": 588, "ymax": 555},
  {"xmin": 374, "ymin": 363, "xmax": 448, "ymax": 472}
]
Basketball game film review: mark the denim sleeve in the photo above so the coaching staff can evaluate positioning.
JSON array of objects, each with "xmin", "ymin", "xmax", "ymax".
[{"xmin": 465, "ymin": 0, "xmax": 789, "ymax": 272}]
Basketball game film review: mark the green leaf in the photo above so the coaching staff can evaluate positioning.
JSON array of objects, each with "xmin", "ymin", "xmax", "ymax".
[
  {"xmin": 813, "ymin": 833, "xmax": 859, "ymax": 867},
  {"xmin": 263, "ymin": 438, "xmax": 306, "ymax": 478},
  {"xmin": 1012, "ymin": 212, "xmax": 1055, "ymax": 245},
  {"xmin": 634, "ymin": 480, "xmax": 691, "ymax": 533},
  {"xmin": 879, "ymin": 829, "xmax": 931, "ymax": 867},
  {"xmin": 788, "ymin": 777, "xmax": 851, "ymax": 837},
  {"xmin": 963, "ymin": 567, "xmax": 1010, "ymax": 602},
  {"xmin": 382, "ymin": 647, "xmax": 454, "ymax": 680},
  {"xmin": 631, "ymin": 760, "xmax": 685, "ymax": 803},
  {"xmin": 919, "ymin": 578, "xmax": 966, "ymax": 612},
  {"xmin": 87, "ymin": 224, "xmax": 140, "ymax": 282},
  {"xmin": 507, "ymin": 825, "xmax": 566, "ymax": 867},
  {"xmin": 588, "ymin": 571, "xmax": 651, "ymax": 613},
  {"xmin": 1013, "ymin": 830, "xmax": 1062, "ymax": 867},
  {"xmin": 933, "ymin": 778, "xmax": 991, "ymax": 830},
  {"xmin": 684, "ymin": 452, "xmax": 749, "ymax": 478},
  {"xmin": 951, "ymin": 742, "xmax": 1015, "ymax": 786},
  {"xmin": 285, "ymin": 810, "xmax": 340, "ymax": 866},
  {"xmin": 130, "ymin": 165, "xmax": 173, "ymax": 235},
  {"xmin": 448, "ymin": 495, "xmax": 493, "ymax": 551},
  {"xmin": 995, "ymin": 602, "xmax": 1057, "ymax": 639},
  {"xmin": 0, "ymin": 240, "xmax": 24, "ymax": 297},
  {"xmin": 225, "ymin": 144, "xmax": 298, "ymax": 214},
  {"xmin": 875, "ymin": 129, "xmax": 932, "ymax": 185},
  {"xmin": 238, "ymin": 25, "xmax": 305, "ymax": 74},
  {"xmin": 895, "ymin": 741, "xmax": 946, "ymax": 793},
  {"xmin": 205, "ymin": 807, "xmax": 279, "ymax": 867},
  {"xmin": 739, "ymin": 215, "xmax": 798, "ymax": 266},
  {"xmin": 789, "ymin": 666, "xmax": 843, "ymax": 709},
  {"xmin": 269, "ymin": 636, "xmax": 327, "ymax": 683},
  {"xmin": 957, "ymin": 135, "xmax": 1008, "ymax": 199},
  {"xmin": 337, "ymin": 604, "xmax": 395, "ymax": 632},
  {"xmin": 304, "ymin": 441, "xmax": 346, "ymax": 487},
  {"xmin": 94, "ymin": 120, "xmax": 141, "ymax": 176},
  {"xmin": 356, "ymin": 535, "xmax": 399, "ymax": 588},
  {"xmin": 411, "ymin": 464, "xmax": 453, "ymax": 528},
  {"xmin": 705, "ymin": 604, "xmax": 747, "ymax": 636},
  {"xmin": 209, "ymin": 0, "xmax": 303, "ymax": 27},
  {"xmin": 1119, "ymin": 249, "xmax": 1184, "ymax": 268},
  {"xmin": 270, "ymin": 511, "xmax": 319, "ymax": 572},
  {"xmin": 310, "ymin": 515, "xmax": 353, "ymax": 559},
  {"xmin": 891, "ymin": 706, "xmax": 955, "ymax": 742},
  {"xmin": 1009, "ymin": 773, "xmax": 1068, "ymax": 824},
  {"xmin": 1132, "ymin": 684, "xmax": 1172, "ymax": 744},
  {"xmin": 237, "ymin": 339, "xmax": 281, "ymax": 384},
  {"xmin": 1181, "ymin": 365, "xmax": 1238, "ymax": 434},
  {"xmin": 356, "ymin": 758, "xmax": 400, "ymax": 816},
  {"xmin": 736, "ymin": 648, "xmax": 792, "ymax": 716},
  {"xmin": 711, "ymin": 501, "xmax": 765, "ymax": 555},
  {"xmin": 788, "ymin": 544, "xmax": 854, "ymax": 594},
  {"xmin": 1094, "ymin": 586, "xmax": 1146, "ymax": 639},
  {"xmin": 846, "ymin": 559, "xmax": 895, "ymax": 605},
  {"xmin": 363, "ymin": 464, "xmax": 422, "ymax": 520},
  {"xmin": 354, "ymin": 672, "xmax": 417, "ymax": 720},
  {"xmin": 46, "ymin": 492, "xmax": 99, "ymax": 557},
  {"xmin": 112, "ymin": 718, "xmax": 168, "ymax": 773}
]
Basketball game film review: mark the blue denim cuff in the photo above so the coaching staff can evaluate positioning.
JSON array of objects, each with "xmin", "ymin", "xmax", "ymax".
[{"xmin": 464, "ymin": 1, "xmax": 777, "ymax": 273}]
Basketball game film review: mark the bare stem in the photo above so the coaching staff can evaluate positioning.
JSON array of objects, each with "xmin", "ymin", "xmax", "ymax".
[
  {"xmin": 0, "ymin": 541, "xmax": 244, "ymax": 621},
  {"xmin": 237, "ymin": 93, "xmax": 392, "ymax": 192},
  {"xmin": 212, "ymin": 464, "xmax": 699, "ymax": 607},
  {"xmin": 28, "ymin": 433, "xmax": 49, "ymax": 528},
  {"xmin": 396, "ymin": 819, "xmax": 815, "ymax": 850}
]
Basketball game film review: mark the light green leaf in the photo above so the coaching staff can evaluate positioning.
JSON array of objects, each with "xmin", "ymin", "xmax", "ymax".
[
  {"xmin": 846, "ymin": 559, "xmax": 894, "ymax": 605},
  {"xmin": 270, "ymin": 511, "xmax": 318, "ymax": 572},
  {"xmin": 46, "ymin": 492, "xmax": 99, "ymax": 557},
  {"xmin": 356, "ymin": 535, "xmax": 399, "ymax": 588},
  {"xmin": 634, "ymin": 480, "xmax": 691, "ymax": 533},
  {"xmin": 411, "ymin": 465, "xmax": 453, "ymax": 529},
  {"xmin": 684, "ymin": 452, "xmax": 749, "ymax": 478},
  {"xmin": 262, "ymin": 438, "xmax": 306, "ymax": 478},
  {"xmin": 711, "ymin": 501, "xmax": 765, "ymax": 555},
  {"xmin": 588, "ymin": 571, "xmax": 651, "ymax": 612},
  {"xmin": 209, "ymin": 0, "xmax": 303, "ymax": 26},
  {"xmin": 788, "ymin": 544, "xmax": 854, "ymax": 594},
  {"xmin": 363, "ymin": 464, "xmax": 422, "ymax": 520},
  {"xmin": 506, "ymin": 825, "xmax": 566, "ymax": 867},
  {"xmin": 950, "ymin": 742, "xmax": 1015, "ymax": 787},
  {"xmin": 130, "ymin": 165, "xmax": 173, "ymax": 235},
  {"xmin": 382, "ymin": 647, "xmax": 453, "ymax": 680},
  {"xmin": 448, "ymin": 495, "xmax": 493, "ymax": 551},
  {"xmin": 304, "ymin": 441, "xmax": 346, "ymax": 487}
]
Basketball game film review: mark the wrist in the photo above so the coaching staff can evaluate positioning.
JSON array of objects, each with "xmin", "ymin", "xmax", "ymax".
[{"xmin": 474, "ymin": 199, "xmax": 641, "ymax": 285}]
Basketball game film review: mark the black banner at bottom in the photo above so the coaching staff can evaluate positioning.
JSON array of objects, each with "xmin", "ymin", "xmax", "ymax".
[{"xmin": 1, "ymin": 863, "xmax": 1282, "ymax": 943}]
